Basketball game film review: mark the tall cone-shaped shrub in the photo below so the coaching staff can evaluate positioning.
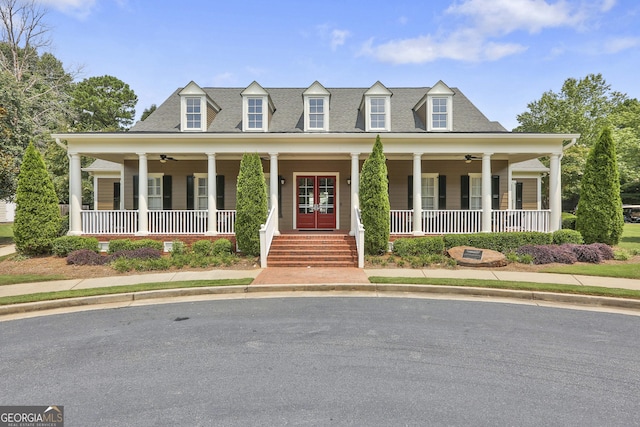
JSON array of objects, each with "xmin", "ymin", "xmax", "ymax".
[
  {"xmin": 235, "ymin": 152, "xmax": 268, "ymax": 256},
  {"xmin": 359, "ymin": 135, "xmax": 390, "ymax": 254},
  {"xmin": 14, "ymin": 143, "xmax": 62, "ymax": 255},
  {"xmin": 575, "ymin": 127, "xmax": 624, "ymax": 245}
]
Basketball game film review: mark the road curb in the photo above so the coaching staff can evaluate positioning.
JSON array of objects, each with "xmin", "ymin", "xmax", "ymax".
[{"xmin": 2, "ymin": 283, "xmax": 640, "ymax": 317}]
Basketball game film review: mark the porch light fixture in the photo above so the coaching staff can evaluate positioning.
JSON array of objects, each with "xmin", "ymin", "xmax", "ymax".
[
  {"xmin": 347, "ymin": 177, "xmax": 351, "ymax": 185},
  {"xmin": 280, "ymin": 176, "xmax": 286, "ymax": 185}
]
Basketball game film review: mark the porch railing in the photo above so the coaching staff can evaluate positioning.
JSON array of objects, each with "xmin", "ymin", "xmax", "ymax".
[
  {"xmin": 389, "ymin": 209, "xmax": 547, "ymax": 234},
  {"xmin": 423, "ymin": 210, "xmax": 482, "ymax": 234},
  {"xmin": 492, "ymin": 210, "xmax": 550, "ymax": 233},
  {"xmin": 259, "ymin": 206, "xmax": 277, "ymax": 268},
  {"xmin": 81, "ymin": 210, "xmax": 138, "ymax": 234},
  {"xmin": 79, "ymin": 210, "xmax": 237, "ymax": 235},
  {"xmin": 149, "ymin": 210, "xmax": 208, "ymax": 234}
]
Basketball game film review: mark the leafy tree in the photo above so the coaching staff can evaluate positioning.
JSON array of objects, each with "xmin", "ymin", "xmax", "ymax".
[
  {"xmin": 71, "ymin": 75, "xmax": 137, "ymax": 131},
  {"xmin": 141, "ymin": 104, "xmax": 156, "ymax": 121},
  {"xmin": 514, "ymin": 74, "xmax": 627, "ymax": 208},
  {"xmin": 611, "ymin": 99, "xmax": 640, "ymax": 187},
  {"xmin": 14, "ymin": 142, "xmax": 61, "ymax": 255},
  {"xmin": 235, "ymin": 153, "xmax": 268, "ymax": 256},
  {"xmin": 359, "ymin": 135, "xmax": 390, "ymax": 254},
  {"xmin": 575, "ymin": 128, "xmax": 624, "ymax": 245}
]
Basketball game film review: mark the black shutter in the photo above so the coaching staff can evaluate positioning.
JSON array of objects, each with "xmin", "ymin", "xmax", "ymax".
[
  {"xmin": 491, "ymin": 175, "xmax": 500, "ymax": 210},
  {"xmin": 408, "ymin": 175, "xmax": 413, "ymax": 209},
  {"xmin": 113, "ymin": 182, "xmax": 121, "ymax": 210},
  {"xmin": 438, "ymin": 175, "xmax": 446, "ymax": 209},
  {"xmin": 515, "ymin": 182, "xmax": 523, "ymax": 210},
  {"xmin": 186, "ymin": 176, "xmax": 194, "ymax": 210},
  {"xmin": 216, "ymin": 175, "xmax": 225, "ymax": 210},
  {"xmin": 163, "ymin": 175, "xmax": 172, "ymax": 210},
  {"xmin": 133, "ymin": 175, "xmax": 139, "ymax": 210},
  {"xmin": 460, "ymin": 175, "xmax": 469, "ymax": 210}
]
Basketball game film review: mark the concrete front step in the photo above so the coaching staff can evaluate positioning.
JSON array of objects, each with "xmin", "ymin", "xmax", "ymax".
[{"xmin": 267, "ymin": 234, "xmax": 358, "ymax": 267}]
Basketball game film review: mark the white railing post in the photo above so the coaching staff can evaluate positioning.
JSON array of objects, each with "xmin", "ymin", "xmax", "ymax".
[
  {"xmin": 260, "ymin": 207, "xmax": 277, "ymax": 268},
  {"xmin": 355, "ymin": 207, "xmax": 365, "ymax": 268}
]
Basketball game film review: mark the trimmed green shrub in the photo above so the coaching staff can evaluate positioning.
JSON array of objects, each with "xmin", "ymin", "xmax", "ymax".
[
  {"xmin": 392, "ymin": 236, "xmax": 445, "ymax": 257},
  {"xmin": 552, "ymin": 229, "xmax": 583, "ymax": 245},
  {"xmin": 213, "ymin": 238, "xmax": 233, "ymax": 255},
  {"xmin": 192, "ymin": 239, "xmax": 214, "ymax": 256},
  {"xmin": 170, "ymin": 240, "xmax": 187, "ymax": 256},
  {"xmin": 575, "ymin": 127, "xmax": 624, "ymax": 244},
  {"xmin": 52, "ymin": 236, "xmax": 100, "ymax": 257},
  {"xmin": 443, "ymin": 232, "xmax": 552, "ymax": 252},
  {"xmin": 13, "ymin": 143, "xmax": 62, "ymax": 255},
  {"xmin": 235, "ymin": 153, "xmax": 268, "ymax": 256},
  {"xmin": 562, "ymin": 213, "xmax": 577, "ymax": 230},
  {"xmin": 360, "ymin": 135, "xmax": 390, "ymax": 254},
  {"xmin": 107, "ymin": 239, "xmax": 134, "ymax": 253},
  {"xmin": 107, "ymin": 238, "xmax": 162, "ymax": 253}
]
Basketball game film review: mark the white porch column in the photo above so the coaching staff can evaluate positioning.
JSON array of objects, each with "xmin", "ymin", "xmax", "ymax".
[
  {"xmin": 92, "ymin": 175, "xmax": 98, "ymax": 210},
  {"xmin": 119, "ymin": 166, "xmax": 125, "ymax": 210},
  {"xmin": 549, "ymin": 153, "xmax": 561, "ymax": 232},
  {"xmin": 68, "ymin": 153, "xmax": 82, "ymax": 235},
  {"xmin": 269, "ymin": 152, "xmax": 280, "ymax": 235},
  {"xmin": 507, "ymin": 164, "xmax": 513, "ymax": 210},
  {"xmin": 412, "ymin": 153, "xmax": 423, "ymax": 235},
  {"xmin": 350, "ymin": 153, "xmax": 360, "ymax": 236},
  {"xmin": 136, "ymin": 152, "xmax": 149, "ymax": 236},
  {"xmin": 481, "ymin": 153, "xmax": 493, "ymax": 232},
  {"xmin": 206, "ymin": 153, "xmax": 218, "ymax": 235}
]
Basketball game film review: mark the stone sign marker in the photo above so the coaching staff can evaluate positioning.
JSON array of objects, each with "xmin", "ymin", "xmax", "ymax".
[{"xmin": 447, "ymin": 246, "xmax": 507, "ymax": 267}]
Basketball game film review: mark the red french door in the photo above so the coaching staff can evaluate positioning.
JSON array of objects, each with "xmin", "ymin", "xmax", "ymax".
[{"xmin": 296, "ymin": 175, "xmax": 336, "ymax": 229}]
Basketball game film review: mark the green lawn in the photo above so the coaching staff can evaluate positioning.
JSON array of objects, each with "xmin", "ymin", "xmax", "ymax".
[
  {"xmin": 0, "ymin": 223, "xmax": 13, "ymax": 246},
  {"xmin": 618, "ymin": 223, "xmax": 640, "ymax": 251},
  {"xmin": 540, "ymin": 263, "xmax": 640, "ymax": 279}
]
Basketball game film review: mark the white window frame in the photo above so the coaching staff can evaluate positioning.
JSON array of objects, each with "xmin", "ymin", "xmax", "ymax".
[
  {"xmin": 304, "ymin": 96, "xmax": 329, "ymax": 131},
  {"xmin": 181, "ymin": 96, "xmax": 205, "ymax": 131},
  {"xmin": 421, "ymin": 173, "xmax": 438, "ymax": 210},
  {"xmin": 469, "ymin": 173, "xmax": 482, "ymax": 210},
  {"xmin": 193, "ymin": 173, "xmax": 208, "ymax": 210},
  {"xmin": 366, "ymin": 96, "xmax": 390, "ymax": 132},
  {"xmin": 427, "ymin": 95, "xmax": 452, "ymax": 131},
  {"xmin": 147, "ymin": 173, "xmax": 163, "ymax": 211},
  {"xmin": 243, "ymin": 96, "xmax": 267, "ymax": 132}
]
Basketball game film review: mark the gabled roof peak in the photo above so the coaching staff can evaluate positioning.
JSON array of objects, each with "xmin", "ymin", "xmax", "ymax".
[
  {"xmin": 179, "ymin": 81, "xmax": 206, "ymax": 96},
  {"xmin": 303, "ymin": 81, "xmax": 330, "ymax": 96},
  {"xmin": 241, "ymin": 81, "xmax": 269, "ymax": 96},
  {"xmin": 428, "ymin": 80, "xmax": 454, "ymax": 95},
  {"xmin": 364, "ymin": 81, "xmax": 393, "ymax": 96}
]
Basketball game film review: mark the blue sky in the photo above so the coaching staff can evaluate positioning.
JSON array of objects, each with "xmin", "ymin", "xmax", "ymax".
[{"xmin": 42, "ymin": 0, "xmax": 639, "ymax": 130}]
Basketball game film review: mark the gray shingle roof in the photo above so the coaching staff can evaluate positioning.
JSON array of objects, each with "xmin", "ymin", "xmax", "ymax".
[{"xmin": 131, "ymin": 84, "xmax": 507, "ymax": 133}]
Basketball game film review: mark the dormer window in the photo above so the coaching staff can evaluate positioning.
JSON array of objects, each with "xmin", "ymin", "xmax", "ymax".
[
  {"xmin": 185, "ymin": 97, "xmax": 202, "ymax": 129},
  {"xmin": 247, "ymin": 98, "xmax": 263, "ymax": 129},
  {"xmin": 241, "ymin": 81, "xmax": 274, "ymax": 132},
  {"xmin": 179, "ymin": 81, "xmax": 220, "ymax": 132},
  {"xmin": 425, "ymin": 80, "xmax": 454, "ymax": 132},
  {"xmin": 431, "ymin": 98, "xmax": 448, "ymax": 129},
  {"xmin": 303, "ymin": 81, "xmax": 330, "ymax": 132},
  {"xmin": 362, "ymin": 81, "xmax": 392, "ymax": 132}
]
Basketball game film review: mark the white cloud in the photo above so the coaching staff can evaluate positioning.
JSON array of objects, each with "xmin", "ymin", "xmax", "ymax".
[
  {"xmin": 39, "ymin": 0, "xmax": 98, "ymax": 19},
  {"xmin": 330, "ymin": 29, "xmax": 350, "ymax": 50},
  {"xmin": 361, "ymin": 0, "xmax": 614, "ymax": 64},
  {"xmin": 603, "ymin": 36, "xmax": 640, "ymax": 54}
]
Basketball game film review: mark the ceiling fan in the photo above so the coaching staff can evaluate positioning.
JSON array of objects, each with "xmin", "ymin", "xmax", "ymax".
[
  {"xmin": 464, "ymin": 154, "xmax": 480, "ymax": 163},
  {"xmin": 160, "ymin": 154, "xmax": 177, "ymax": 163}
]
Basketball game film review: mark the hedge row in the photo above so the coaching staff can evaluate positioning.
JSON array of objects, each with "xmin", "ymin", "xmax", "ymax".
[
  {"xmin": 516, "ymin": 243, "xmax": 614, "ymax": 265},
  {"xmin": 392, "ymin": 231, "xmax": 586, "ymax": 256}
]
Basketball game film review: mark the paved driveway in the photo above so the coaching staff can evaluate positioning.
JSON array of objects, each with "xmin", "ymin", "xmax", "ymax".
[{"xmin": 1, "ymin": 297, "xmax": 639, "ymax": 426}]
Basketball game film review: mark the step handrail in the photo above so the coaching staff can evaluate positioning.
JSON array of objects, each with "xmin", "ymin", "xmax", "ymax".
[
  {"xmin": 259, "ymin": 206, "xmax": 277, "ymax": 268},
  {"xmin": 355, "ymin": 207, "xmax": 365, "ymax": 268}
]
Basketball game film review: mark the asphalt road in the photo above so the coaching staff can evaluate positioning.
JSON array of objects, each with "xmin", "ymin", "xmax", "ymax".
[{"xmin": 1, "ymin": 297, "xmax": 639, "ymax": 426}]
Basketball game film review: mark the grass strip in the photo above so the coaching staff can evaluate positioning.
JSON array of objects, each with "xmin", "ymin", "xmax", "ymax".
[
  {"xmin": 0, "ymin": 278, "xmax": 253, "ymax": 306},
  {"xmin": 539, "ymin": 263, "xmax": 640, "ymax": 279},
  {"xmin": 368, "ymin": 276, "xmax": 640, "ymax": 299},
  {"xmin": 0, "ymin": 274, "xmax": 67, "ymax": 286}
]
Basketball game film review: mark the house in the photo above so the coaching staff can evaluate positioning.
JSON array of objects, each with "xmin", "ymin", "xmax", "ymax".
[
  {"xmin": 0, "ymin": 200, "xmax": 15, "ymax": 223},
  {"xmin": 53, "ymin": 80, "xmax": 579, "ymax": 267}
]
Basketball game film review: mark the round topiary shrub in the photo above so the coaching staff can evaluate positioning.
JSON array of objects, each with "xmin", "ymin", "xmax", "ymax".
[
  {"xmin": 52, "ymin": 236, "xmax": 100, "ymax": 257},
  {"xmin": 213, "ymin": 238, "xmax": 233, "ymax": 255},
  {"xmin": 192, "ymin": 240, "xmax": 215, "ymax": 257},
  {"xmin": 552, "ymin": 229, "xmax": 583, "ymax": 245}
]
